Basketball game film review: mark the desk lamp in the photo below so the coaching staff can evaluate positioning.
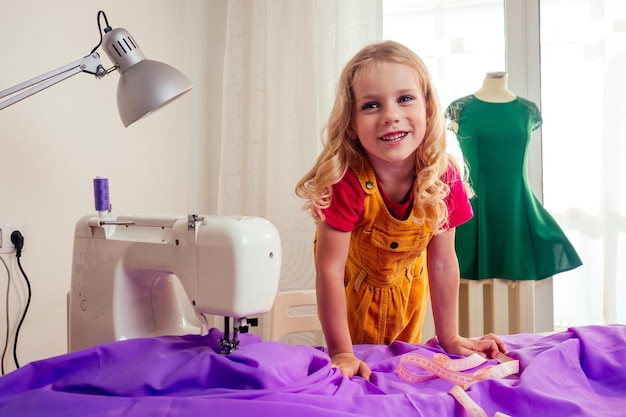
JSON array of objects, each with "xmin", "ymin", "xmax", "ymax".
[{"xmin": 0, "ymin": 10, "xmax": 193, "ymax": 127}]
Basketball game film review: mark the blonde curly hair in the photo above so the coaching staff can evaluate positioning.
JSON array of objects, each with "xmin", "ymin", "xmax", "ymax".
[{"xmin": 295, "ymin": 40, "xmax": 468, "ymax": 233}]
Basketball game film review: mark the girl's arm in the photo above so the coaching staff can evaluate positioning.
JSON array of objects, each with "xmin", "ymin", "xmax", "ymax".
[
  {"xmin": 427, "ymin": 228, "xmax": 462, "ymax": 346},
  {"xmin": 428, "ymin": 228, "xmax": 507, "ymax": 357},
  {"xmin": 315, "ymin": 221, "xmax": 372, "ymax": 379}
]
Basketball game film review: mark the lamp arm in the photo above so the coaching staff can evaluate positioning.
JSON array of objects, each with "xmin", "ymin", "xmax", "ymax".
[{"xmin": 0, "ymin": 53, "xmax": 108, "ymax": 111}]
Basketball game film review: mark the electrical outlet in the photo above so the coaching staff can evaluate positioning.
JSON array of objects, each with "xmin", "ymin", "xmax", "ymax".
[{"xmin": 0, "ymin": 223, "xmax": 25, "ymax": 254}]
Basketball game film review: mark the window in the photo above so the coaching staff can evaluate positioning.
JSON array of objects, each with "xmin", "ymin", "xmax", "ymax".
[{"xmin": 383, "ymin": 0, "xmax": 505, "ymax": 109}]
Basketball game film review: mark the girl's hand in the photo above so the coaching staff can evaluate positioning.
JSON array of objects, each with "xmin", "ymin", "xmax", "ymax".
[
  {"xmin": 330, "ymin": 352, "xmax": 372, "ymax": 380},
  {"xmin": 440, "ymin": 333, "xmax": 507, "ymax": 359}
]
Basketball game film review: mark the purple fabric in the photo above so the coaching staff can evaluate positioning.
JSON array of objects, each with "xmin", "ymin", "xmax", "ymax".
[{"xmin": 1, "ymin": 325, "xmax": 625, "ymax": 416}]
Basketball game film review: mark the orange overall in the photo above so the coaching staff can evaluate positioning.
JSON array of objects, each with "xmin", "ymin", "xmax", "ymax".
[{"xmin": 345, "ymin": 162, "xmax": 434, "ymax": 345}]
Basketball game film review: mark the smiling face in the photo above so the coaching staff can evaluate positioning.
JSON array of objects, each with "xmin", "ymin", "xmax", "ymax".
[{"xmin": 349, "ymin": 62, "xmax": 428, "ymax": 171}]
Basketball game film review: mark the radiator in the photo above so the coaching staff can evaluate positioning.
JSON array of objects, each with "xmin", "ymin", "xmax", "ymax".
[{"xmin": 422, "ymin": 278, "xmax": 554, "ymax": 340}]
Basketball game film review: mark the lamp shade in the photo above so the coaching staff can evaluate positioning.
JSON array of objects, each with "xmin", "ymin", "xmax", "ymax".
[{"xmin": 102, "ymin": 27, "xmax": 193, "ymax": 127}]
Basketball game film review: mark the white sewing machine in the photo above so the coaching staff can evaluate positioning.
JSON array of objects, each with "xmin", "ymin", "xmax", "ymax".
[{"xmin": 67, "ymin": 213, "xmax": 281, "ymax": 354}]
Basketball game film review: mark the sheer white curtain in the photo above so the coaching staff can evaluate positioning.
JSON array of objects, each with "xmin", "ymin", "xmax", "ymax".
[
  {"xmin": 541, "ymin": 0, "xmax": 626, "ymax": 328},
  {"xmin": 217, "ymin": 0, "xmax": 381, "ymax": 297}
]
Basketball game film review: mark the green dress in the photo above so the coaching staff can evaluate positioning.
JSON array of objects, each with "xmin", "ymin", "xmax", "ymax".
[{"xmin": 445, "ymin": 95, "xmax": 582, "ymax": 280}]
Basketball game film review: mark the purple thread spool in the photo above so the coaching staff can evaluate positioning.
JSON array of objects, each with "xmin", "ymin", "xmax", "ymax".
[{"xmin": 93, "ymin": 177, "xmax": 111, "ymax": 212}]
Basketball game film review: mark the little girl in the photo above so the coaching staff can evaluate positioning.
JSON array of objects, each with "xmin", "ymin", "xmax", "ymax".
[{"xmin": 296, "ymin": 41, "xmax": 506, "ymax": 379}]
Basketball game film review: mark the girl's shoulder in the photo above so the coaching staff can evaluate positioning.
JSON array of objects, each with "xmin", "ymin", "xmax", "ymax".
[
  {"xmin": 323, "ymin": 169, "xmax": 365, "ymax": 232},
  {"xmin": 441, "ymin": 163, "xmax": 473, "ymax": 229},
  {"xmin": 333, "ymin": 168, "xmax": 365, "ymax": 199},
  {"xmin": 441, "ymin": 162, "xmax": 462, "ymax": 184}
]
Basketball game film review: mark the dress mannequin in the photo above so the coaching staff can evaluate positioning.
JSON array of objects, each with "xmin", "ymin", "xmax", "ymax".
[
  {"xmin": 473, "ymin": 71, "xmax": 517, "ymax": 103},
  {"xmin": 446, "ymin": 79, "xmax": 581, "ymax": 335},
  {"xmin": 444, "ymin": 77, "xmax": 582, "ymax": 282}
]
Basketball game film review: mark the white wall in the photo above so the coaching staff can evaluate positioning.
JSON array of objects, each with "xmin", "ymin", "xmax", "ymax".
[{"xmin": 0, "ymin": 0, "xmax": 225, "ymax": 369}]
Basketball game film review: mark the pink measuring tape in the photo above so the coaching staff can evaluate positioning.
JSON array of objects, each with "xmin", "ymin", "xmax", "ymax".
[{"xmin": 397, "ymin": 352, "xmax": 518, "ymax": 416}]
